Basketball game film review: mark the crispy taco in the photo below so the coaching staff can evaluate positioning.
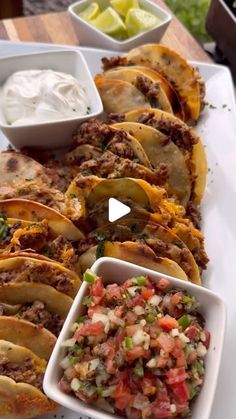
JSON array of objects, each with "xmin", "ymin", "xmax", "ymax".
[
  {"xmin": 95, "ymin": 77, "xmax": 150, "ymax": 113},
  {"xmin": 0, "ymin": 317, "xmax": 56, "ymax": 360},
  {"xmin": 68, "ymin": 119, "xmax": 151, "ymax": 168},
  {"xmin": 0, "ymin": 340, "xmax": 57, "ymax": 418},
  {"xmin": 65, "ymin": 175, "xmax": 166, "ymax": 227},
  {"xmin": 102, "ymin": 44, "xmax": 205, "ymax": 122},
  {"xmin": 113, "ymin": 121, "xmax": 191, "ymax": 206},
  {"xmin": 0, "ymin": 216, "xmax": 81, "ymax": 273},
  {"xmin": 0, "ymin": 199, "xmax": 84, "ymax": 240},
  {"xmin": 79, "ymin": 240, "xmax": 188, "ymax": 281},
  {"xmin": 0, "ymin": 282, "xmax": 73, "ymax": 336},
  {"xmin": 0, "ymin": 256, "xmax": 81, "ymax": 298},
  {"xmin": 0, "ymin": 151, "xmax": 66, "ymax": 213},
  {"xmin": 79, "ymin": 219, "xmax": 201, "ymax": 285},
  {"xmin": 95, "ymin": 67, "xmax": 173, "ymax": 114},
  {"xmin": 123, "ymin": 109, "xmax": 207, "ymax": 205}
]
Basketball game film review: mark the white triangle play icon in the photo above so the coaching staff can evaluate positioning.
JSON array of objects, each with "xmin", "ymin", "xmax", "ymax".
[{"xmin": 108, "ymin": 198, "xmax": 131, "ymax": 223}]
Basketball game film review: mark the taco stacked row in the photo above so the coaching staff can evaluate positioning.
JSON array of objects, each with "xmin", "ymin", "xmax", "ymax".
[
  {"xmin": 0, "ymin": 43, "xmax": 208, "ymax": 417},
  {"xmin": 95, "ymin": 44, "xmax": 205, "ymax": 125},
  {"xmin": 0, "ymin": 200, "xmax": 83, "ymax": 417}
]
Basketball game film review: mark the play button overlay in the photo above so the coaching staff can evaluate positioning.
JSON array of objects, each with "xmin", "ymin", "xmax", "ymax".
[{"xmin": 108, "ymin": 198, "xmax": 131, "ymax": 223}]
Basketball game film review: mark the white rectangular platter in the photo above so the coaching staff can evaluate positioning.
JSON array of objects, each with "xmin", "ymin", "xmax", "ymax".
[{"xmin": 0, "ymin": 40, "xmax": 235, "ymax": 419}]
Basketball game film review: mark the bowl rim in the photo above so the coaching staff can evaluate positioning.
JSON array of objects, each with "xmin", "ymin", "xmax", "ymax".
[
  {"xmin": 43, "ymin": 257, "xmax": 226, "ymax": 419},
  {"xmin": 68, "ymin": 0, "xmax": 172, "ymax": 46},
  {"xmin": 0, "ymin": 48, "xmax": 103, "ymax": 129}
]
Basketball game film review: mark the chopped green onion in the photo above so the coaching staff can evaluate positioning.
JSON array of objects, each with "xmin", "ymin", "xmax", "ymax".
[
  {"xmin": 183, "ymin": 296, "xmax": 193, "ymax": 303},
  {"xmin": 82, "ymin": 295, "xmax": 92, "ymax": 306},
  {"xmin": 192, "ymin": 360, "xmax": 204, "ymax": 376},
  {"xmin": 188, "ymin": 382, "xmax": 198, "ymax": 400},
  {"xmin": 125, "ymin": 337, "xmax": 133, "ymax": 349},
  {"xmin": 133, "ymin": 276, "xmax": 147, "ymax": 286},
  {"xmin": 146, "ymin": 313, "xmax": 155, "ymax": 323},
  {"xmin": 134, "ymin": 362, "xmax": 144, "ymax": 377},
  {"xmin": 178, "ymin": 314, "xmax": 191, "ymax": 329},
  {"xmin": 77, "ymin": 315, "xmax": 87, "ymax": 323},
  {"xmin": 83, "ymin": 269, "xmax": 96, "ymax": 284},
  {"xmin": 96, "ymin": 386, "xmax": 104, "ymax": 395}
]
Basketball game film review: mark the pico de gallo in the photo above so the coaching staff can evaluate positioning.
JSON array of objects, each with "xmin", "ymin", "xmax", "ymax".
[{"xmin": 60, "ymin": 270, "xmax": 210, "ymax": 418}]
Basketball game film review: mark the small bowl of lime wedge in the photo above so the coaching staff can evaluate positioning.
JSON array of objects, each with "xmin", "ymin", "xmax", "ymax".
[{"xmin": 68, "ymin": 0, "xmax": 172, "ymax": 51}]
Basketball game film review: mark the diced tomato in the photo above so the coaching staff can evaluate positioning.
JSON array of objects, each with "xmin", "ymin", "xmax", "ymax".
[
  {"xmin": 122, "ymin": 279, "xmax": 133, "ymax": 289},
  {"xmin": 90, "ymin": 277, "xmax": 105, "ymax": 304},
  {"xmin": 114, "ymin": 306, "xmax": 123, "ymax": 318},
  {"xmin": 105, "ymin": 283, "xmax": 122, "ymax": 301},
  {"xmin": 60, "ymin": 377, "xmax": 71, "ymax": 393},
  {"xmin": 93, "ymin": 340, "xmax": 115, "ymax": 358},
  {"xmin": 165, "ymin": 367, "xmax": 188, "ymax": 385},
  {"xmin": 157, "ymin": 356, "xmax": 168, "ymax": 368},
  {"xmin": 187, "ymin": 350, "xmax": 197, "ymax": 364},
  {"xmin": 158, "ymin": 315, "xmax": 179, "ymax": 331},
  {"xmin": 126, "ymin": 346, "xmax": 150, "ymax": 362},
  {"xmin": 105, "ymin": 358, "xmax": 117, "ymax": 374},
  {"xmin": 125, "ymin": 310, "xmax": 138, "ymax": 325},
  {"xmin": 130, "ymin": 408, "xmax": 142, "ymax": 419},
  {"xmin": 141, "ymin": 288, "xmax": 155, "ymax": 300},
  {"xmin": 109, "ymin": 370, "xmax": 129, "ymax": 385},
  {"xmin": 141, "ymin": 377, "xmax": 157, "ymax": 396},
  {"xmin": 156, "ymin": 377, "xmax": 170, "ymax": 403},
  {"xmin": 115, "ymin": 329, "xmax": 126, "ymax": 347},
  {"xmin": 126, "ymin": 324, "xmax": 141, "ymax": 336},
  {"xmin": 64, "ymin": 367, "xmax": 77, "ymax": 380},
  {"xmin": 171, "ymin": 338, "xmax": 186, "ymax": 368},
  {"xmin": 156, "ymin": 278, "xmax": 170, "ymax": 290},
  {"xmin": 186, "ymin": 325, "xmax": 198, "ymax": 340},
  {"xmin": 133, "ymin": 293, "xmax": 145, "ymax": 307},
  {"xmin": 204, "ymin": 330, "xmax": 211, "ymax": 349},
  {"xmin": 88, "ymin": 305, "xmax": 106, "ymax": 318},
  {"xmin": 171, "ymin": 381, "xmax": 190, "ymax": 403},
  {"xmin": 115, "ymin": 394, "xmax": 134, "ymax": 410},
  {"xmin": 170, "ymin": 292, "xmax": 182, "ymax": 307},
  {"xmin": 156, "ymin": 333, "xmax": 175, "ymax": 353},
  {"xmin": 77, "ymin": 390, "xmax": 94, "ymax": 403},
  {"xmin": 74, "ymin": 321, "xmax": 104, "ymax": 338}
]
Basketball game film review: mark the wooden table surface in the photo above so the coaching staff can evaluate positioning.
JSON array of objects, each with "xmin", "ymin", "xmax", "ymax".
[{"xmin": 0, "ymin": 0, "xmax": 212, "ymax": 63}]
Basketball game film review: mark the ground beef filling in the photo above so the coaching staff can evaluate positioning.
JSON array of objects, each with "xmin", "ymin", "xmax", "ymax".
[
  {"xmin": 135, "ymin": 75, "xmax": 161, "ymax": 107},
  {"xmin": 0, "ymin": 357, "xmax": 44, "ymax": 390},
  {"xmin": 18, "ymin": 300, "xmax": 63, "ymax": 336},
  {"xmin": 136, "ymin": 112, "xmax": 197, "ymax": 152},
  {"xmin": 102, "ymin": 55, "xmax": 127, "ymax": 71},
  {"xmin": 0, "ymin": 262, "xmax": 73, "ymax": 295}
]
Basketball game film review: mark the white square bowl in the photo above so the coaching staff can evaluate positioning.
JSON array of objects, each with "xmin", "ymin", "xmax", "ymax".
[
  {"xmin": 68, "ymin": 0, "xmax": 172, "ymax": 52},
  {"xmin": 0, "ymin": 50, "xmax": 103, "ymax": 149},
  {"xmin": 44, "ymin": 257, "xmax": 226, "ymax": 419}
]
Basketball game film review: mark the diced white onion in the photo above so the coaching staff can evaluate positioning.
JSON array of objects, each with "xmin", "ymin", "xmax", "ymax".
[
  {"xmin": 133, "ymin": 305, "xmax": 145, "ymax": 315},
  {"xmin": 101, "ymin": 385, "xmax": 116, "ymax": 397},
  {"xmin": 196, "ymin": 342, "xmax": 207, "ymax": 357},
  {"xmin": 70, "ymin": 322, "xmax": 81, "ymax": 332},
  {"xmin": 179, "ymin": 333, "xmax": 190, "ymax": 343},
  {"xmin": 60, "ymin": 356, "xmax": 71, "ymax": 370},
  {"xmin": 146, "ymin": 358, "xmax": 156, "ymax": 368},
  {"xmin": 71, "ymin": 377, "xmax": 81, "ymax": 391},
  {"xmin": 132, "ymin": 329, "xmax": 150, "ymax": 349},
  {"xmin": 92, "ymin": 313, "xmax": 110, "ymax": 333},
  {"xmin": 200, "ymin": 332, "xmax": 206, "ymax": 342},
  {"xmin": 170, "ymin": 328, "xmax": 179, "ymax": 337},
  {"xmin": 61, "ymin": 338, "xmax": 76, "ymax": 347},
  {"xmin": 108, "ymin": 310, "xmax": 125, "ymax": 327},
  {"xmin": 95, "ymin": 369, "xmax": 110, "ymax": 386},
  {"xmin": 88, "ymin": 358, "xmax": 100, "ymax": 372},
  {"xmin": 148, "ymin": 295, "xmax": 162, "ymax": 306},
  {"xmin": 127, "ymin": 286, "xmax": 140, "ymax": 296},
  {"xmin": 170, "ymin": 404, "xmax": 177, "ymax": 413},
  {"xmin": 133, "ymin": 394, "xmax": 150, "ymax": 409},
  {"xmin": 140, "ymin": 319, "xmax": 146, "ymax": 327}
]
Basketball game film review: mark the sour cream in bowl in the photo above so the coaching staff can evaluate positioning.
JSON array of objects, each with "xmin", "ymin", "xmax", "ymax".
[{"xmin": 0, "ymin": 50, "xmax": 103, "ymax": 149}]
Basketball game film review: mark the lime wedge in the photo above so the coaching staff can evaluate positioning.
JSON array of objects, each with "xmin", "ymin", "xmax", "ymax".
[
  {"xmin": 126, "ymin": 8, "xmax": 160, "ymax": 37},
  {"xmin": 79, "ymin": 2, "xmax": 100, "ymax": 21},
  {"xmin": 91, "ymin": 7, "xmax": 127, "ymax": 39},
  {"xmin": 110, "ymin": 0, "xmax": 140, "ymax": 17}
]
